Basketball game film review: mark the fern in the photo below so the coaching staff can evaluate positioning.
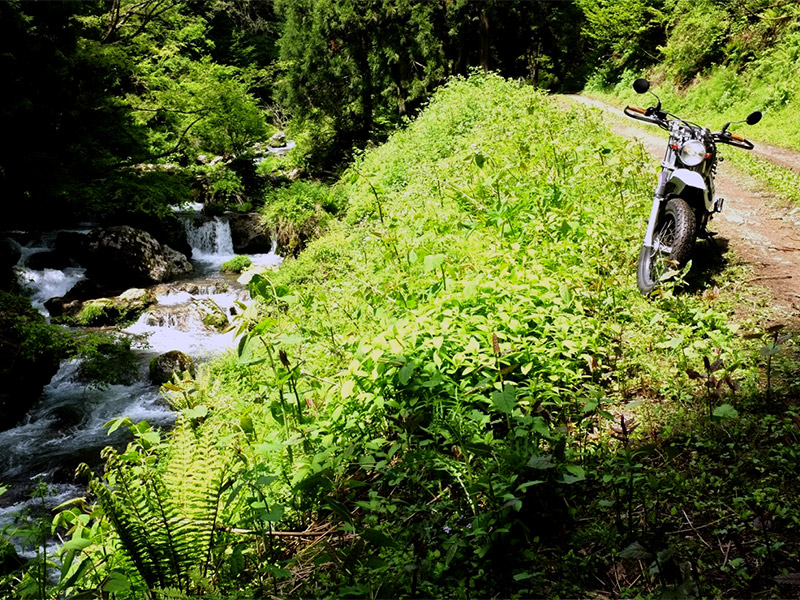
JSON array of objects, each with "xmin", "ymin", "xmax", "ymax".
[{"xmin": 89, "ymin": 417, "xmax": 231, "ymax": 596}]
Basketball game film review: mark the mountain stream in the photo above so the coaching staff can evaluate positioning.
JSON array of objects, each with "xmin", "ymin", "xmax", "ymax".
[{"xmin": 0, "ymin": 209, "xmax": 281, "ymax": 557}]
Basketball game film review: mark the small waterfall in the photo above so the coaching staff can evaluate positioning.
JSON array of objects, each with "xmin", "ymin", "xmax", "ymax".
[
  {"xmin": 12, "ymin": 232, "xmax": 86, "ymax": 315},
  {"xmin": 184, "ymin": 215, "xmax": 234, "ymax": 257},
  {"xmin": 1, "ymin": 218, "xmax": 276, "ymax": 514},
  {"xmin": 178, "ymin": 205, "xmax": 282, "ymax": 273}
]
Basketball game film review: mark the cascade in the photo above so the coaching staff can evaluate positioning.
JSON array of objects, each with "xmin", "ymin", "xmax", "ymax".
[
  {"xmin": 183, "ymin": 214, "xmax": 235, "ymax": 257},
  {"xmin": 0, "ymin": 221, "xmax": 275, "ymax": 509}
]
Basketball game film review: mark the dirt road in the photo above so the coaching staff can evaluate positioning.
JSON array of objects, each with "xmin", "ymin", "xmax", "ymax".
[{"xmin": 561, "ymin": 95, "xmax": 800, "ymax": 318}]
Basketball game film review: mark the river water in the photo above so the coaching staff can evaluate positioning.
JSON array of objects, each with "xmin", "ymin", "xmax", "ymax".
[{"xmin": 0, "ymin": 210, "xmax": 281, "ymax": 551}]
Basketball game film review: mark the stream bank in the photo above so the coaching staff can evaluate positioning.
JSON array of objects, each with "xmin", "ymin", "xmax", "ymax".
[{"xmin": 0, "ymin": 207, "xmax": 281, "ymax": 514}]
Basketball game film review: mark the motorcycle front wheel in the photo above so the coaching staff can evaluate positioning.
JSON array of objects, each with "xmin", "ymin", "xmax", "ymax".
[{"xmin": 637, "ymin": 197, "xmax": 697, "ymax": 295}]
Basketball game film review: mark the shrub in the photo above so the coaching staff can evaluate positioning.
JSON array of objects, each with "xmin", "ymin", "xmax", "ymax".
[
  {"xmin": 76, "ymin": 334, "xmax": 139, "ymax": 387},
  {"xmin": 220, "ymin": 255, "xmax": 252, "ymax": 273},
  {"xmin": 263, "ymin": 180, "xmax": 345, "ymax": 256}
]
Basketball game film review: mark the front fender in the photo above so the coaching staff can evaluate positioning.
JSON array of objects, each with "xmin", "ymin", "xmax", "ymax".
[
  {"xmin": 668, "ymin": 169, "xmax": 711, "ymax": 210},
  {"xmin": 668, "ymin": 168, "xmax": 706, "ymax": 192}
]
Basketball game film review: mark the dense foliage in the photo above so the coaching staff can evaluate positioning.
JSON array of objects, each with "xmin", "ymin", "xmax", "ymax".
[
  {"xmin": 1, "ymin": 0, "xmax": 595, "ymax": 230},
  {"xmin": 6, "ymin": 73, "xmax": 797, "ymax": 599},
  {"xmin": 583, "ymin": 0, "xmax": 800, "ymax": 150},
  {"xmin": 0, "ymin": 0, "xmax": 274, "ymax": 227}
]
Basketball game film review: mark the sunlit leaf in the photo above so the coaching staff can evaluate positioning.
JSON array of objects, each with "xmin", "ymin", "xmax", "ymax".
[{"xmin": 491, "ymin": 384, "xmax": 517, "ymax": 414}]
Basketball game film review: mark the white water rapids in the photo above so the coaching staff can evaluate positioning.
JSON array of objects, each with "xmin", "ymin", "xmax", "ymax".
[{"xmin": 0, "ymin": 210, "xmax": 281, "ymax": 537}]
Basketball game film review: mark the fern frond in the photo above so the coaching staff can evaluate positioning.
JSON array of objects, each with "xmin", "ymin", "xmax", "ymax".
[
  {"xmin": 90, "ymin": 461, "xmax": 165, "ymax": 590},
  {"xmin": 92, "ymin": 417, "xmax": 232, "ymax": 596}
]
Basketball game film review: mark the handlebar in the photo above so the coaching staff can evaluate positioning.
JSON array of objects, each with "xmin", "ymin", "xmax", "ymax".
[
  {"xmin": 624, "ymin": 105, "xmax": 662, "ymax": 125},
  {"xmin": 624, "ymin": 105, "xmax": 756, "ymax": 150},
  {"xmin": 715, "ymin": 132, "xmax": 755, "ymax": 150}
]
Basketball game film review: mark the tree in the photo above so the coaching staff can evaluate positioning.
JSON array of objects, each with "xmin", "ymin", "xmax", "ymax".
[
  {"xmin": 0, "ymin": 0, "xmax": 275, "ymax": 227},
  {"xmin": 275, "ymin": 0, "xmax": 447, "ymax": 158}
]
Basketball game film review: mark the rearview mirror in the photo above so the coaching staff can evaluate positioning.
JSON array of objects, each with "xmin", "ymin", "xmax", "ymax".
[
  {"xmin": 633, "ymin": 78, "xmax": 650, "ymax": 94},
  {"xmin": 746, "ymin": 111, "xmax": 762, "ymax": 126}
]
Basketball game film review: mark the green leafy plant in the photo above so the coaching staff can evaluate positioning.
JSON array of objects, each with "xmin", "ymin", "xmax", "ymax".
[
  {"xmin": 79, "ymin": 417, "xmax": 231, "ymax": 597},
  {"xmin": 221, "ymin": 255, "xmax": 253, "ymax": 274},
  {"xmin": 263, "ymin": 180, "xmax": 345, "ymax": 256}
]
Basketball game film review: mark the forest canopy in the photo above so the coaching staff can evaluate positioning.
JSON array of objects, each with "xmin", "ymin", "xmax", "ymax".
[{"xmin": 1, "ymin": 0, "xmax": 797, "ymax": 228}]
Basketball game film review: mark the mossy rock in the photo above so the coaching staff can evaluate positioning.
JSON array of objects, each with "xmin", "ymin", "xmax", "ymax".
[
  {"xmin": 70, "ymin": 288, "xmax": 156, "ymax": 327},
  {"xmin": 77, "ymin": 299, "xmax": 117, "ymax": 326},
  {"xmin": 221, "ymin": 255, "xmax": 252, "ymax": 274},
  {"xmin": 149, "ymin": 350, "xmax": 195, "ymax": 385},
  {"xmin": 195, "ymin": 297, "xmax": 229, "ymax": 331}
]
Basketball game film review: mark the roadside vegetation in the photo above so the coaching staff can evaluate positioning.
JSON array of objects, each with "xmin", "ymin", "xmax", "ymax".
[{"xmin": 4, "ymin": 73, "xmax": 799, "ymax": 599}]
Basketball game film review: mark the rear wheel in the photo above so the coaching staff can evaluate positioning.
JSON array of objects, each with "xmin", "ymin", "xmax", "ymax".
[{"xmin": 637, "ymin": 197, "xmax": 696, "ymax": 295}]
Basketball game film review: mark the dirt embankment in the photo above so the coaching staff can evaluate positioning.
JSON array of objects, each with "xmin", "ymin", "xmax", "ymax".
[{"xmin": 561, "ymin": 95, "xmax": 800, "ymax": 318}]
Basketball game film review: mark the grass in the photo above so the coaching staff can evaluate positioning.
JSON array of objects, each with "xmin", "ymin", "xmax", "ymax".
[{"xmin": 19, "ymin": 73, "xmax": 800, "ymax": 600}]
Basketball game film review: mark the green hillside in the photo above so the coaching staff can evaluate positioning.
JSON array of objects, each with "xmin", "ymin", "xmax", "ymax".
[{"xmin": 13, "ymin": 73, "xmax": 798, "ymax": 600}]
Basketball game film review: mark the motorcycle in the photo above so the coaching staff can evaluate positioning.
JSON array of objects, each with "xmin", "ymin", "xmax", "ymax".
[{"xmin": 623, "ymin": 78, "xmax": 762, "ymax": 294}]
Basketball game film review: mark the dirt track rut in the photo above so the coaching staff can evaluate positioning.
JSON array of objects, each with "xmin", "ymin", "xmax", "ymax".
[{"xmin": 561, "ymin": 95, "xmax": 800, "ymax": 318}]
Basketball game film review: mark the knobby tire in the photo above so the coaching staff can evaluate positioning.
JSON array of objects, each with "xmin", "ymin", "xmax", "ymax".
[{"xmin": 637, "ymin": 197, "xmax": 696, "ymax": 295}]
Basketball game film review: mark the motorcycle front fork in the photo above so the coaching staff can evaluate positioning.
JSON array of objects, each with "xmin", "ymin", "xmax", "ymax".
[
  {"xmin": 642, "ymin": 195, "xmax": 663, "ymax": 248},
  {"xmin": 641, "ymin": 141, "xmax": 687, "ymax": 250}
]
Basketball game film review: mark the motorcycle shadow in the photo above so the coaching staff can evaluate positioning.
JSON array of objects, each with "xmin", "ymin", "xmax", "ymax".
[{"xmin": 682, "ymin": 235, "xmax": 731, "ymax": 292}]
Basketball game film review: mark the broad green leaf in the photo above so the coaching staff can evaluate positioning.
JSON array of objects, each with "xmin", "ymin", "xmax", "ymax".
[
  {"xmin": 260, "ymin": 504, "xmax": 285, "ymax": 523},
  {"xmin": 491, "ymin": 384, "xmax": 516, "ymax": 414},
  {"xmin": 140, "ymin": 431, "xmax": 161, "ymax": 447},
  {"xmin": 341, "ymin": 379, "xmax": 355, "ymax": 399},
  {"xmin": 619, "ymin": 541, "xmax": 652, "ymax": 560},
  {"xmin": 61, "ymin": 537, "xmax": 92, "ymax": 551},
  {"xmin": 424, "ymin": 253, "xmax": 445, "ymax": 272},
  {"xmin": 398, "ymin": 362, "xmax": 415, "ymax": 385},
  {"xmin": 102, "ymin": 572, "xmax": 131, "ymax": 593},
  {"xmin": 712, "ymin": 404, "xmax": 739, "ymax": 420},
  {"xmin": 527, "ymin": 455, "xmax": 555, "ymax": 469},
  {"xmin": 561, "ymin": 465, "xmax": 585, "ymax": 484},
  {"xmin": 183, "ymin": 405, "xmax": 208, "ymax": 420}
]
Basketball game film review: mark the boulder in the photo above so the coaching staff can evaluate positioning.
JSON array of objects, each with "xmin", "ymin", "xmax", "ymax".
[
  {"xmin": 149, "ymin": 350, "xmax": 195, "ymax": 385},
  {"xmin": 139, "ymin": 297, "xmax": 228, "ymax": 333},
  {"xmin": 82, "ymin": 226, "xmax": 192, "ymax": 287},
  {"xmin": 194, "ymin": 297, "xmax": 229, "ymax": 331},
  {"xmin": 45, "ymin": 279, "xmax": 103, "ymax": 319},
  {"xmin": 44, "ymin": 296, "xmax": 84, "ymax": 320},
  {"xmin": 124, "ymin": 212, "xmax": 192, "ymax": 259},
  {"xmin": 228, "ymin": 213, "xmax": 272, "ymax": 254},
  {"xmin": 50, "ymin": 287, "xmax": 156, "ymax": 326},
  {"xmin": 268, "ymin": 131, "xmax": 286, "ymax": 148}
]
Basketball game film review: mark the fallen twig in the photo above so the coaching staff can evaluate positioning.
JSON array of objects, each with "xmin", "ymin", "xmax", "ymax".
[
  {"xmin": 681, "ymin": 509, "xmax": 713, "ymax": 549},
  {"xmin": 220, "ymin": 525, "xmax": 333, "ymax": 537}
]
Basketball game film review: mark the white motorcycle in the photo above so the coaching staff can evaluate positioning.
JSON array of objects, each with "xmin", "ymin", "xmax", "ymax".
[{"xmin": 624, "ymin": 78, "xmax": 762, "ymax": 294}]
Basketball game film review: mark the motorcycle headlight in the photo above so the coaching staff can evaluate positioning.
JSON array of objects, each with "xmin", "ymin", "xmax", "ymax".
[{"xmin": 679, "ymin": 140, "xmax": 707, "ymax": 166}]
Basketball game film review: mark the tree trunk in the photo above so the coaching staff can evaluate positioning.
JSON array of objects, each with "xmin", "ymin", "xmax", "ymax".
[
  {"xmin": 479, "ymin": 8, "xmax": 490, "ymax": 71},
  {"xmin": 351, "ymin": 32, "xmax": 374, "ymax": 141}
]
